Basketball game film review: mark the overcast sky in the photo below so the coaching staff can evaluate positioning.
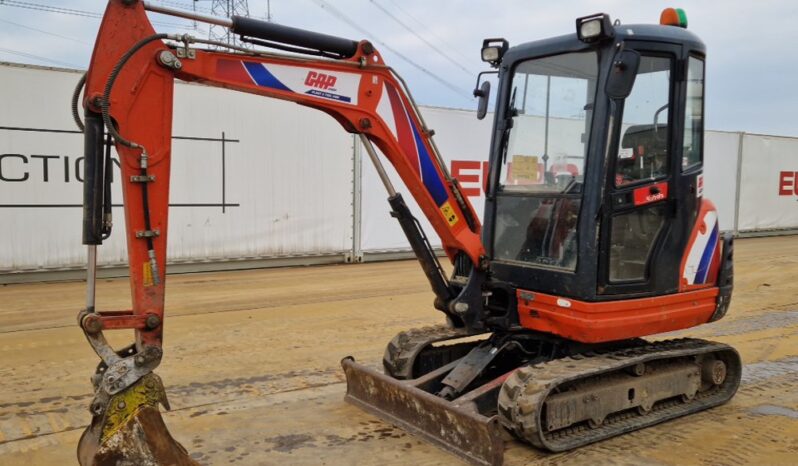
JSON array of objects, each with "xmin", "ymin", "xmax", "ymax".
[{"xmin": 1, "ymin": 0, "xmax": 796, "ymax": 136}]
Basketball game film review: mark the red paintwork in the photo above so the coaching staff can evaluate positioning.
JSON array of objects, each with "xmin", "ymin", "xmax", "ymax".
[
  {"xmin": 633, "ymin": 181, "xmax": 669, "ymax": 206},
  {"xmin": 517, "ymin": 287, "xmax": 719, "ymax": 343},
  {"xmin": 83, "ymin": 1, "xmax": 484, "ymax": 349},
  {"xmin": 97, "ymin": 311, "xmax": 150, "ymax": 331},
  {"xmin": 82, "ymin": 310, "xmax": 150, "ymax": 331},
  {"xmin": 679, "ymin": 199, "xmax": 720, "ymax": 292}
]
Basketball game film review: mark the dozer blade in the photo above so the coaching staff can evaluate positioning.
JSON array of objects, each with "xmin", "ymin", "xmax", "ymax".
[
  {"xmin": 341, "ymin": 357, "xmax": 505, "ymax": 466},
  {"xmin": 77, "ymin": 373, "xmax": 199, "ymax": 466}
]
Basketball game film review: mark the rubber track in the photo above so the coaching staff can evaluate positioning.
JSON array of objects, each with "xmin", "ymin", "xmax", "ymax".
[
  {"xmin": 382, "ymin": 325, "xmax": 479, "ymax": 379},
  {"xmin": 497, "ymin": 338, "xmax": 742, "ymax": 452}
]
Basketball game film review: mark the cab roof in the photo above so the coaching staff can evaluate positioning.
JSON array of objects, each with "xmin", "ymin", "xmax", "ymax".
[{"xmin": 503, "ymin": 23, "xmax": 705, "ymax": 65}]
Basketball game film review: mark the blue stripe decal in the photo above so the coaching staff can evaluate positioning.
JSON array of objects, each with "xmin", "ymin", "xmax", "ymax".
[
  {"xmin": 411, "ymin": 124, "xmax": 448, "ymax": 206},
  {"xmin": 695, "ymin": 224, "xmax": 719, "ymax": 284},
  {"xmin": 243, "ymin": 62, "xmax": 291, "ymax": 92},
  {"xmin": 305, "ymin": 89, "xmax": 352, "ymax": 103}
]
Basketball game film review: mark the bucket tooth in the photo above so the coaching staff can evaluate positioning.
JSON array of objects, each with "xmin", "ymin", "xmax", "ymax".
[
  {"xmin": 77, "ymin": 373, "xmax": 198, "ymax": 466},
  {"xmin": 341, "ymin": 357, "xmax": 504, "ymax": 466}
]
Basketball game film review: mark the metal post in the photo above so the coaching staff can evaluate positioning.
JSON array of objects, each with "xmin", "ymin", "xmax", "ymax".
[
  {"xmin": 543, "ymin": 75, "xmax": 551, "ymax": 172},
  {"xmin": 732, "ymin": 132, "xmax": 745, "ymax": 235},
  {"xmin": 349, "ymin": 135, "xmax": 363, "ymax": 263},
  {"xmin": 221, "ymin": 131, "xmax": 227, "ymax": 213},
  {"xmin": 521, "ymin": 73, "xmax": 529, "ymax": 113}
]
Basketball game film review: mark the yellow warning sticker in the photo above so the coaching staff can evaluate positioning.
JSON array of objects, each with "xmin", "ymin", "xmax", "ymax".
[
  {"xmin": 512, "ymin": 155, "xmax": 538, "ymax": 182},
  {"xmin": 440, "ymin": 201, "xmax": 459, "ymax": 227},
  {"xmin": 142, "ymin": 262, "xmax": 154, "ymax": 287}
]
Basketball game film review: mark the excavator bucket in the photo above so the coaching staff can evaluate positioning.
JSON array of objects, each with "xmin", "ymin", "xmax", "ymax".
[
  {"xmin": 77, "ymin": 373, "xmax": 199, "ymax": 466},
  {"xmin": 341, "ymin": 357, "xmax": 506, "ymax": 466}
]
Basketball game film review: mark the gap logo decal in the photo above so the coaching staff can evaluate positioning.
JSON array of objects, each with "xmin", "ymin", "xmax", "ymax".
[
  {"xmin": 216, "ymin": 59, "xmax": 360, "ymax": 105},
  {"xmin": 683, "ymin": 210, "xmax": 719, "ymax": 285},
  {"xmin": 375, "ymin": 82, "xmax": 449, "ymax": 210},
  {"xmin": 304, "ymin": 71, "xmax": 337, "ymax": 89}
]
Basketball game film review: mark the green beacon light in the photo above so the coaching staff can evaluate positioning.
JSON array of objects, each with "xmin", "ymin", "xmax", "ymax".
[{"xmin": 660, "ymin": 7, "xmax": 688, "ymax": 28}]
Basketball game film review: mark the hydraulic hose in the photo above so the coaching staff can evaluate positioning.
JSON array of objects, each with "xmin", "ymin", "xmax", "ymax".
[
  {"xmin": 72, "ymin": 72, "xmax": 87, "ymax": 131},
  {"xmin": 101, "ymin": 133, "xmax": 113, "ymax": 241}
]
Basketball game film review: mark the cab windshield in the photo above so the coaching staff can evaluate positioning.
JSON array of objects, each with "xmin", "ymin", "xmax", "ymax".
[{"xmin": 492, "ymin": 51, "xmax": 598, "ymax": 270}]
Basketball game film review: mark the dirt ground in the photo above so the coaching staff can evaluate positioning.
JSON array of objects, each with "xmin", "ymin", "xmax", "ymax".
[{"xmin": 1, "ymin": 235, "xmax": 797, "ymax": 465}]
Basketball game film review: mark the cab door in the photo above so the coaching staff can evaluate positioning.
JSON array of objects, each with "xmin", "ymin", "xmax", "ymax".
[{"xmin": 598, "ymin": 42, "xmax": 685, "ymax": 296}]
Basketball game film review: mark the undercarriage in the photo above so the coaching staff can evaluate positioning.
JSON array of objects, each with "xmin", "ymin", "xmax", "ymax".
[{"xmin": 343, "ymin": 325, "xmax": 742, "ymax": 466}]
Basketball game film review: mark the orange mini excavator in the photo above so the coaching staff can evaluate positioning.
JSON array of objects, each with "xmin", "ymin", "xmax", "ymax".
[{"xmin": 75, "ymin": 3, "xmax": 739, "ymax": 465}]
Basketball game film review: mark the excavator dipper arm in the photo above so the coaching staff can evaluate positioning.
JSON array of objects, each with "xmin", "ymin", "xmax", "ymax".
[{"xmin": 76, "ymin": 1, "xmax": 483, "ymax": 464}]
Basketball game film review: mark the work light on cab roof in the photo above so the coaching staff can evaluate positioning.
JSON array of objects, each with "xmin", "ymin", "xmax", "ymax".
[
  {"xmin": 576, "ymin": 12, "xmax": 615, "ymax": 42},
  {"xmin": 480, "ymin": 38, "xmax": 508, "ymax": 68}
]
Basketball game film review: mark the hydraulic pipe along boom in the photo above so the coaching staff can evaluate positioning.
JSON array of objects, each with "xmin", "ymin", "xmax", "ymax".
[{"xmin": 143, "ymin": 1, "xmax": 359, "ymax": 58}]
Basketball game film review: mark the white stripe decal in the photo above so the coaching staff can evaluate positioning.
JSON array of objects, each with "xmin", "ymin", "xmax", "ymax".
[
  {"xmin": 264, "ymin": 64, "xmax": 360, "ymax": 105},
  {"xmin": 376, "ymin": 83, "xmax": 397, "ymax": 140},
  {"xmin": 683, "ymin": 210, "xmax": 718, "ymax": 284}
]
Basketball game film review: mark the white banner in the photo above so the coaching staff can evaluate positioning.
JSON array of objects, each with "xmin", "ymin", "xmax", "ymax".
[
  {"xmin": 2, "ymin": 63, "xmax": 795, "ymax": 274},
  {"xmin": 704, "ymin": 131, "xmax": 740, "ymax": 231},
  {"xmin": 0, "ymin": 63, "xmax": 354, "ymax": 272},
  {"xmin": 360, "ymin": 106, "xmax": 493, "ymax": 251},
  {"xmin": 737, "ymin": 134, "xmax": 798, "ymax": 231}
]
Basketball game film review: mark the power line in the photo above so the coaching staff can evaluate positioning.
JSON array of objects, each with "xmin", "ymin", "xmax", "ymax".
[
  {"xmin": 149, "ymin": 1, "xmax": 214, "ymax": 32},
  {"xmin": 0, "ymin": 46, "xmax": 79, "ymax": 68},
  {"xmin": 151, "ymin": 0, "xmax": 212, "ymax": 14},
  {"xmin": 209, "ymin": 0, "xmax": 250, "ymax": 46},
  {"xmin": 0, "ymin": 1, "xmax": 197, "ymax": 30},
  {"xmin": 0, "ymin": 17, "xmax": 90, "ymax": 45},
  {"xmin": 309, "ymin": 0, "xmax": 472, "ymax": 101},
  {"xmin": 368, "ymin": 0, "xmax": 475, "ymax": 77},
  {"xmin": 0, "ymin": 0, "xmax": 100, "ymax": 18},
  {"xmin": 383, "ymin": 0, "xmax": 475, "ymax": 65}
]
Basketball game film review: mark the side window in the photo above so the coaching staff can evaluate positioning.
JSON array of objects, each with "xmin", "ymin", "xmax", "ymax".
[
  {"xmin": 609, "ymin": 206, "xmax": 667, "ymax": 281},
  {"xmin": 615, "ymin": 56, "xmax": 672, "ymax": 186},
  {"xmin": 607, "ymin": 54, "xmax": 674, "ymax": 283},
  {"xmin": 682, "ymin": 56, "xmax": 704, "ymax": 169}
]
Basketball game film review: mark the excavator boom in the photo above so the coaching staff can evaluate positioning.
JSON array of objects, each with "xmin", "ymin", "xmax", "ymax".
[{"xmin": 76, "ymin": 1, "xmax": 483, "ymax": 463}]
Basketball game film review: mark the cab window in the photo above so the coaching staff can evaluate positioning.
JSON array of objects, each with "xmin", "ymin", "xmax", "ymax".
[
  {"xmin": 682, "ymin": 56, "xmax": 704, "ymax": 169},
  {"xmin": 608, "ymin": 54, "xmax": 673, "ymax": 283},
  {"xmin": 614, "ymin": 56, "xmax": 671, "ymax": 186},
  {"xmin": 493, "ymin": 51, "xmax": 598, "ymax": 270}
]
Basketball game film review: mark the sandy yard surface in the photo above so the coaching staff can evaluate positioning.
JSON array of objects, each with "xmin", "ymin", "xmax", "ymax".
[{"xmin": 1, "ymin": 235, "xmax": 797, "ymax": 465}]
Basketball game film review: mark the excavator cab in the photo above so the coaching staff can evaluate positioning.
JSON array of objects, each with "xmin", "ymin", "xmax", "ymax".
[
  {"xmin": 484, "ymin": 13, "xmax": 709, "ymax": 308},
  {"xmin": 347, "ymin": 10, "xmax": 738, "ymax": 465}
]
